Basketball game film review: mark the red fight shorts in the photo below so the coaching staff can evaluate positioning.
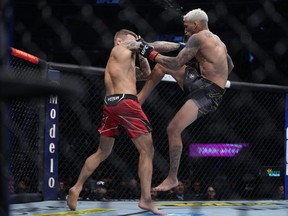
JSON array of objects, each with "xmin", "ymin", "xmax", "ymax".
[{"xmin": 98, "ymin": 94, "xmax": 152, "ymax": 138}]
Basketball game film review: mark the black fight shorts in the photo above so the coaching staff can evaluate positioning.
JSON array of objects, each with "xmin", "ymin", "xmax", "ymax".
[{"xmin": 183, "ymin": 67, "xmax": 225, "ymax": 118}]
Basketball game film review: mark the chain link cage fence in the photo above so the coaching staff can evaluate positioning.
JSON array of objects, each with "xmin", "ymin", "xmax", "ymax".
[
  {"xmin": 11, "ymin": 0, "xmax": 288, "ymax": 86},
  {"xmin": 6, "ymin": 48, "xmax": 287, "ymax": 203},
  {"xmin": 3, "ymin": 0, "xmax": 288, "ymax": 212},
  {"xmin": 52, "ymin": 64, "xmax": 287, "ymax": 202},
  {"xmin": 7, "ymin": 48, "xmax": 46, "ymax": 202}
]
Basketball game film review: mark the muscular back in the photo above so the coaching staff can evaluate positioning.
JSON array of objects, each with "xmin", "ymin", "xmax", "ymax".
[
  {"xmin": 194, "ymin": 30, "xmax": 228, "ymax": 88},
  {"xmin": 104, "ymin": 45, "xmax": 137, "ymax": 95}
]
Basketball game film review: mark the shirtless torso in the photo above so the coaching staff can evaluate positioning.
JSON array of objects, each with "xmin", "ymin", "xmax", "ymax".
[
  {"xmin": 164, "ymin": 29, "xmax": 229, "ymax": 90},
  {"xmin": 105, "ymin": 34, "xmax": 138, "ymax": 96}
]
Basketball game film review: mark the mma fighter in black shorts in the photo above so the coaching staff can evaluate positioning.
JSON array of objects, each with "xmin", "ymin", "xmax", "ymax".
[{"xmin": 137, "ymin": 8, "xmax": 234, "ymax": 192}]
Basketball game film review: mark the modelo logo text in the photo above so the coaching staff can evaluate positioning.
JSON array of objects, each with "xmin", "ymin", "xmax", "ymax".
[{"xmin": 48, "ymin": 95, "xmax": 58, "ymax": 188}]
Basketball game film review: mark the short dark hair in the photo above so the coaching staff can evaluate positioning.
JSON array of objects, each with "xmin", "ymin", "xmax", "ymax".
[{"xmin": 114, "ymin": 29, "xmax": 137, "ymax": 42}]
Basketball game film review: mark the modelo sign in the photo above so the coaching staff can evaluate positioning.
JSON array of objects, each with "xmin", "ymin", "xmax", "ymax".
[{"xmin": 43, "ymin": 70, "xmax": 59, "ymax": 200}]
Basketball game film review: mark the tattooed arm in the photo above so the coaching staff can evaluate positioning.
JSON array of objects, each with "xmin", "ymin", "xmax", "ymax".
[
  {"xmin": 136, "ymin": 54, "xmax": 151, "ymax": 80},
  {"xmin": 121, "ymin": 40, "xmax": 183, "ymax": 53},
  {"xmin": 120, "ymin": 40, "xmax": 151, "ymax": 79},
  {"xmin": 121, "ymin": 40, "xmax": 142, "ymax": 52},
  {"xmin": 149, "ymin": 41, "xmax": 183, "ymax": 53},
  {"xmin": 154, "ymin": 34, "xmax": 200, "ymax": 70}
]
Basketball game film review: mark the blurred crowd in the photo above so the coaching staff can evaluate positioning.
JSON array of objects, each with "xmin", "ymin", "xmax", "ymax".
[{"xmin": 54, "ymin": 176, "xmax": 285, "ymax": 201}]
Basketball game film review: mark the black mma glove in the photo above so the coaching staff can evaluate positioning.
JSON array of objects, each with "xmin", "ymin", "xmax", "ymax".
[{"xmin": 138, "ymin": 39, "xmax": 159, "ymax": 61}]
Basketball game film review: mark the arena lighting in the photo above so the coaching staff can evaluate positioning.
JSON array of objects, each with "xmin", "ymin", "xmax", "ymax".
[
  {"xmin": 189, "ymin": 143, "xmax": 249, "ymax": 157},
  {"xmin": 95, "ymin": 0, "xmax": 119, "ymax": 4},
  {"xmin": 157, "ymin": 34, "xmax": 184, "ymax": 42},
  {"xmin": 259, "ymin": 166, "xmax": 281, "ymax": 177}
]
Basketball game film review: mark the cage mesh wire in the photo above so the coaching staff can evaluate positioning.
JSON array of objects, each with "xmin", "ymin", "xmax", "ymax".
[
  {"xmin": 7, "ymin": 55, "xmax": 45, "ymax": 195},
  {"xmin": 13, "ymin": 0, "xmax": 287, "ymax": 84},
  {"xmin": 7, "ymin": 0, "xmax": 288, "ymax": 208},
  {"xmin": 54, "ymin": 68, "xmax": 285, "ymax": 201}
]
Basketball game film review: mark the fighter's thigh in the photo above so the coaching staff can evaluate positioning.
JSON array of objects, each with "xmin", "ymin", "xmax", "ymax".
[
  {"xmin": 131, "ymin": 133, "xmax": 153, "ymax": 153},
  {"xmin": 152, "ymin": 63, "xmax": 166, "ymax": 77},
  {"xmin": 169, "ymin": 99, "xmax": 199, "ymax": 131},
  {"xmin": 154, "ymin": 63, "xmax": 183, "ymax": 75},
  {"xmin": 164, "ymin": 65, "xmax": 186, "ymax": 83}
]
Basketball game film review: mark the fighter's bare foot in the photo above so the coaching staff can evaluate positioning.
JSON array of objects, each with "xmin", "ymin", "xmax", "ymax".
[
  {"xmin": 66, "ymin": 188, "xmax": 79, "ymax": 211},
  {"xmin": 139, "ymin": 201, "xmax": 166, "ymax": 215},
  {"xmin": 153, "ymin": 178, "xmax": 179, "ymax": 192}
]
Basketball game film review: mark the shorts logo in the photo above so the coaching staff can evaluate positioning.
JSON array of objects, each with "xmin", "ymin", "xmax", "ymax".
[
  {"xmin": 188, "ymin": 73, "xmax": 195, "ymax": 79},
  {"xmin": 107, "ymin": 96, "xmax": 120, "ymax": 101}
]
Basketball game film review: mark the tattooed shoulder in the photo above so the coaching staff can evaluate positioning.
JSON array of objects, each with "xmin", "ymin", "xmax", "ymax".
[
  {"xmin": 187, "ymin": 35, "xmax": 201, "ymax": 48},
  {"xmin": 204, "ymin": 31, "xmax": 213, "ymax": 38}
]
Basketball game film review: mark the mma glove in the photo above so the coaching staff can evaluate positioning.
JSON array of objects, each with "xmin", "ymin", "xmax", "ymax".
[{"xmin": 138, "ymin": 39, "xmax": 159, "ymax": 61}]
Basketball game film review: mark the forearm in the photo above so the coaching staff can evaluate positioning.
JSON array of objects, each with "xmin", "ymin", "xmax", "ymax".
[
  {"xmin": 139, "ymin": 39, "xmax": 187, "ymax": 70},
  {"xmin": 149, "ymin": 41, "xmax": 182, "ymax": 53},
  {"xmin": 136, "ymin": 55, "xmax": 151, "ymax": 80},
  {"xmin": 121, "ymin": 40, "xmax": 141, "ymax": 52},
  {"xmin": 120, "ymin": 40, "xmax": 181, "ymax": 53}
]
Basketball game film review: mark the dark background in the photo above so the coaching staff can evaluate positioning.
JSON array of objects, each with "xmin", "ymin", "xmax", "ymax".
[{"xmin": 12, "ymin": 0, "xmax": 288, "ymax": 85}]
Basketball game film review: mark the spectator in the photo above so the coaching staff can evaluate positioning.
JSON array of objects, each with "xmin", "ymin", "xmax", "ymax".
[
  {"xmin": 14, "ymin": 178, "xmax": 29, "ymax": 193},
  {"xmin": 173, "ymin": 181, "xmax": 186, "ymax": 200},
  {"xmin": 92, "ymin": 181, "xmax": 110, "ymax": 201},
  {"xmin": 126, "ymin": 178, "xmax": 141, "ymax": 199},
  {"xmin": 116, "ymin": 178, "xmax": 141, "ymax": 199},
  {"xmin": 57, "ymin": 181, "xmax": 67, "ymax": 200},
  {"xmin": 187, "ymin": 180, "xmax": 204, "ymax": 200},
  {"xmin": 163, "ymin": 181, "xmax": 188, "ymax": 201},
  {"xmin": 84, "ymin": 179, "xmax": 112, "ymax": 201},
  {"xmin": 272, "ymin": 183, "xmax": 284, "ymax": 200},
  {"xmin": 203, "ymin": 185, "xmax": 219, "ymax": 200}
]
